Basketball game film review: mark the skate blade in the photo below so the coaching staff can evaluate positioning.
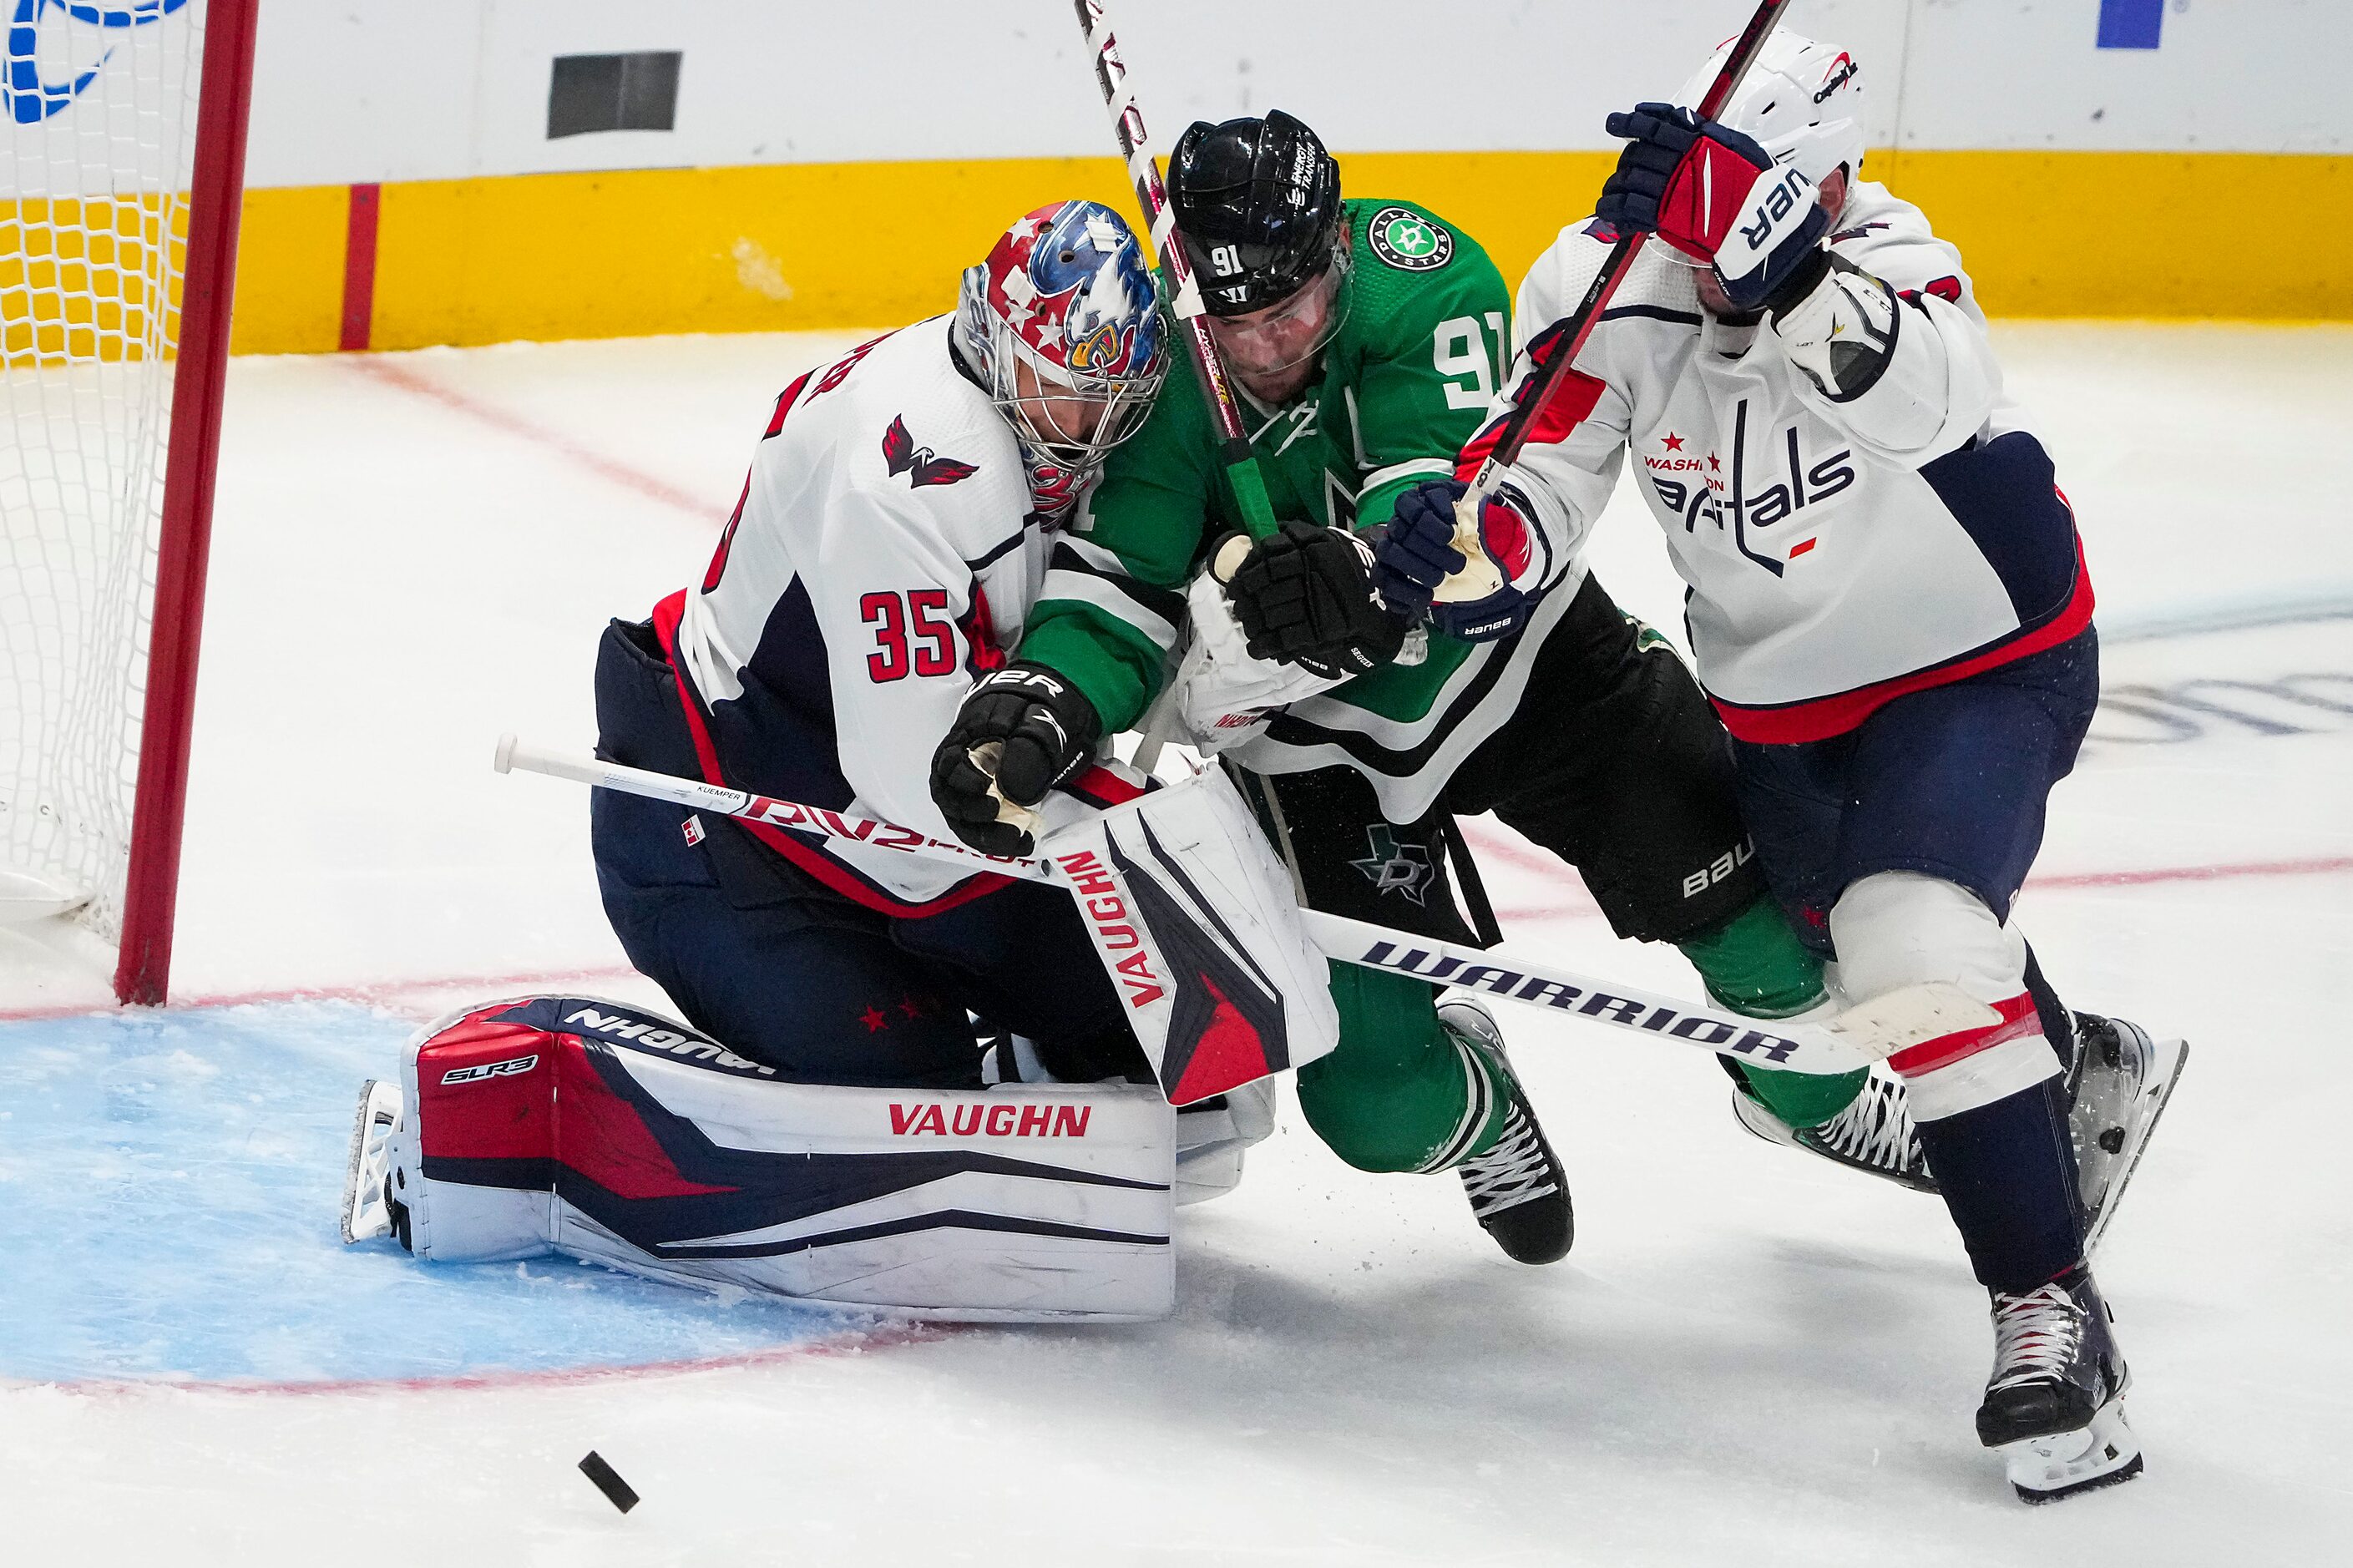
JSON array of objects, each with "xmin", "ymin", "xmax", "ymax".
[
  {"xmin": 2003, "ymin": 1398, "xmax": 2143, "ymax": 1504},
  {"xmin": 340, "ymin": 1079, "xmax": 399, "ymax": 1244},
  {"xmin": 2083, "ymin": 1035, "xmax": 2189, "ymax": 1254}
]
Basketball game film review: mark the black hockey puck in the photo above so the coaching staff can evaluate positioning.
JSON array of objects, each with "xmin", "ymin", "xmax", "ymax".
[{"xmin": 579, "ymin": 1451, "xmax": 639, "ymax": 1515}]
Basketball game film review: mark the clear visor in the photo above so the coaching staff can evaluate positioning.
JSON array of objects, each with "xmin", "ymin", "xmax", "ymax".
[{"xmin": 1202, "ymin": 245, "xmax": 1354, "ymax": 378}]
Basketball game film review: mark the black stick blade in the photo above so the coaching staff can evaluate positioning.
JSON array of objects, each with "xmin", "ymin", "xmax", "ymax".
[{"xmin": 579, "ymin": 1450, "xmax": 640, "ymax": 1515}]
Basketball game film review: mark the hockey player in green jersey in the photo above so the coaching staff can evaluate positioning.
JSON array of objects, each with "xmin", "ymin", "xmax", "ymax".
[{"xmin": 930, "ymin": 113, "xmax": 1862, "ymax": 1263}]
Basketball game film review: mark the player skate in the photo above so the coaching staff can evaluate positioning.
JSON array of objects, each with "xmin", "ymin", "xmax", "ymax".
[
  {"xmin": 1976, "ymin": 1263, "xmax": 2140, "ymax": 1504},
  {"xmin": 1731, "ymin": 1063, "xmax": 1936, "ymax": 1191},
  {"xmin": 1439, "ymin": 998, "xmax": 1572, "ymax": 1264},
  {"xmin": 2069, "ymin": 1013, "xmax": 2188, "ymax": 1250}
]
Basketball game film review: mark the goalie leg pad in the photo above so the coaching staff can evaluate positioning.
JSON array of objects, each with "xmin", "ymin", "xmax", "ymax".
[
  {"xmin": 1040, "ymin": 762, "xmax": 1340, "ymax": 1105},
  {"xmin": 368, "ymin": 994, "xmax": 1176, "ymax": 1321}
]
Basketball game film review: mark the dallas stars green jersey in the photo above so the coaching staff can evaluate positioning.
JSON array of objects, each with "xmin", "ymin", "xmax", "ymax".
[
  {"xmin": 1022, "ymin": 200, "xmax": 1510, "ymax": 706},
  {"xmin": 1018, "ymin": 200, "xmax": 1592, "ymax": 821}
]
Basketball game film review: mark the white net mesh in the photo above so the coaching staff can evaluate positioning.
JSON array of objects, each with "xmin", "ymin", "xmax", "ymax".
[{"xmin": 2, "ymin": 2, "xmax": 207, "ymax": 938}]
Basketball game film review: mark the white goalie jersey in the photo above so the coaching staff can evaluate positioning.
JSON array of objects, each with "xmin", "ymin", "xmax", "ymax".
[
  {"xmin": 1478, "ymin": 180, "xmax": 2092, "ymax": 743},
  {"xmin": 665, "ymin": 321, "xmax": 1093, "ymax": 908}
]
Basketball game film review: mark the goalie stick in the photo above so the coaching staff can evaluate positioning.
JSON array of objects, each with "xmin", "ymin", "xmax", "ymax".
[
  {"xmin": 496, "ymin": 736, "xmax": 1913, "ymax": 1079},
  {"xmin": 1432, "ymin": 0, "xmax": 1795, "ymax": 602}
]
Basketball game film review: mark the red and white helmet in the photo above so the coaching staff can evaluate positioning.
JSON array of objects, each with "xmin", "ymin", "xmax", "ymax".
[
  {"xmin": 1676, "ymin": 32, "xmax": 1866, "ymax": 191},
  {"xmin": 954, "ymin": 200, "xmax": 1169, "ymax": 473}
]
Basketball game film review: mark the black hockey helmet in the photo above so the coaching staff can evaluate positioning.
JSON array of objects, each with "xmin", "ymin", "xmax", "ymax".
[{"xmin": 1169, "ymin": 109, "xmax": 1345, "ymax": 316}]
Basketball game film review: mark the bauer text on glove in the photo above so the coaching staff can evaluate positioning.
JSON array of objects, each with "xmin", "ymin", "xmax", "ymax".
[
  {"xmin": 1220, "ymin": 518, "xmax": 1408, "ymax": 678},
  {"xmin": 1385, "ymin": 479, "xmax": 1539, "ymax": 642},
  {"xmin": 1596, "ymin": 102, "xmax": 1830, "ymax": 313},
  {"xmin": 928, "ymin": 662, "xmax": 1102, "ymax": 857}
]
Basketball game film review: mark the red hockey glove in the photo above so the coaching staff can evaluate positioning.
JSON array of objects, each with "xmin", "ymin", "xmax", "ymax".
[{"xmin": 1597, "ymin": 103, "xmax": 1830, "ymax": 312}]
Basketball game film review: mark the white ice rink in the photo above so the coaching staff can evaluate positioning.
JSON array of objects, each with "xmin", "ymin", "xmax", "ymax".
[{"xmin": 3, "ymin": 321, "xmax": 2350, "ymax": 1563}]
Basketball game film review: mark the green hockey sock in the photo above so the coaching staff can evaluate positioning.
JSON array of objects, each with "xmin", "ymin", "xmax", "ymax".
[
  {"xmin": 1677, "ymin": 895, "xmax": 1827, "ymax": 1020},
  {"xmin": 1677, "ymin": 896, "xmax": 1862, "ymax": 1130},
  {"xmin": 1296, "ymin": 963, "xmax": 1510, "ymax": 1173}
]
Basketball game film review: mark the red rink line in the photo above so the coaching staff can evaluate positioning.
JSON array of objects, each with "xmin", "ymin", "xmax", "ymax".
[
  {"xmin": 6, "ymin": 855, "xmax": 2347, "ymax": 1024},
  {"xmin": 31, "ymin": 1321, "xmax": 955, "ymax": 1400},
  {"xmin": 337, "ymin": 356, "xmax": 717, "ymax": 525},
  {"xmin": 0, "ymin": 962, "xmax": 644, "ymax": 1024},
  {"xmin": 1488, "ymin": 852, "xmax": 2353, "ymax": 925},
  {"xmin": 2030, "ymin": 854, "xmax": 2353, "ymax": 889}
]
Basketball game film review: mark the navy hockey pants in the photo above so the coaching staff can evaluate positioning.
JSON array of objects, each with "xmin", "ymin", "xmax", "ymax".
[{"xmin": 1729, "ymin": 628, "xmax": 2103, "ymax": 1292}]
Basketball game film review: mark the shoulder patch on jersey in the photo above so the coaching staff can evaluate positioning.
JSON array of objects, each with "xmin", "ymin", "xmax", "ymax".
[
  {"xmin": 882, "ymin": 415, "xmax": 979, "ymax": 488},
  {"xmin": 1829, "ymin": 220, "xmax": 1892, "ymax": 244},
  {"xmin": 1367, "ymin": 206, "xmax": 1455, "ymax": 272}
]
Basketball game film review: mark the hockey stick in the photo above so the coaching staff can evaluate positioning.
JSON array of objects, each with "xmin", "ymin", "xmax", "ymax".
[
  {"xmin": 497, "ymin": 735, "xmax": 1890, "ymax": 1076},
  {"xmin": 1432, "ymin": 0, "xmax": 1794, "ymax": 602},
  {"xmin": 1075, "ymin": 0, "xmax": 1279, "ymax": 557}
]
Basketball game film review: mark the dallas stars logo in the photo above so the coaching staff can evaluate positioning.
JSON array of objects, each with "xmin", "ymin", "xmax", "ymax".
[
  {"xmin": 1349, "ymin": 824, "xmax": 1435, "ymax": 904},
  {"xmin": 1368, "ymin": 206, "xmax": 1454, "ymax": 272}
]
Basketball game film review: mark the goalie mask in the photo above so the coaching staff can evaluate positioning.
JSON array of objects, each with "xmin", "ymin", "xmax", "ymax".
[{"xmin": 956, "ymin": 200, "xmax": 1169, "ymax": 478}]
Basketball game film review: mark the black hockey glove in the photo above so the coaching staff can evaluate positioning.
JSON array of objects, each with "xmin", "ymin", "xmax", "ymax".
[
  {"xmin": 1220, "ymin": 518, "xmax": 1408, "ymax": 678},
  {"xmin": 929, "ymin": 661, "xmax": 1103, "ymax": 857}
]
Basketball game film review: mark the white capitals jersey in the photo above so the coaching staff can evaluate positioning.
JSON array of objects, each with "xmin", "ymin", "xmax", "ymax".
[
  {"xmin": 1480, "ymin": 180, "xmax": 2092, "ymax": 743},
  {"xmin": 665, "ymin": 320, "xmax": 1083, "ymax": 908}
]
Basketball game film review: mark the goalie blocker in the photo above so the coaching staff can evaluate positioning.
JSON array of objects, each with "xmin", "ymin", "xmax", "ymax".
[{"xmin": 343, "ymin": 994, "xmax": 1180, "ymax": 1321}]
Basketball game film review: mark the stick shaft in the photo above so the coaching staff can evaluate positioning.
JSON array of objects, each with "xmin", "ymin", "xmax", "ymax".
[
  {"xmin": 499, "ymin": 736, "xmax": 1871, "ymax": 1074},
  {"xmin": 494, "ymin": 736, "xmax": 1057, "ymax": 883},
  {"xmin": 1074, "ymin": 0, "xmax": 1278, "ymax": 537},
  {"xmin": 1462, "ymin": 0, "xmax": 1794, "ymax": 499}
]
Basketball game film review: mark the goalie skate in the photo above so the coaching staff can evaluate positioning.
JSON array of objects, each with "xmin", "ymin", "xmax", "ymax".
[
  {"xmin": 339, "ymin": 1078, "xmax": 407, "ymax": 1246},
  {"xmin": 2068, "ymin": 1014, "xmax": 2187, "ymax": 1252}
]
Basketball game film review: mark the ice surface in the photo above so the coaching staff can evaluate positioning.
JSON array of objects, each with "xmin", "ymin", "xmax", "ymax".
[
  {"xmin": 2, "ymin": 324, "xmax": 2350, "ymax": 1562},
  {"xmin": 0, "ymin": 1002, "xmax": 868, "ymax": 1387}
]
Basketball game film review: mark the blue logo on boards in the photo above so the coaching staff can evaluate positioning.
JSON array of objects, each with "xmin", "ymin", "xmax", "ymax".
[{"xmin": 4, "ymin": 0, "xmax": 188, "ymax": 125}]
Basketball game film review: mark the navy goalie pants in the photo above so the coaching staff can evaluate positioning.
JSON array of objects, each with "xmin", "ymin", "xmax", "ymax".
[{"xmin": 588, "ymin": 616, "xmax": 1141, "ymax": 1090}]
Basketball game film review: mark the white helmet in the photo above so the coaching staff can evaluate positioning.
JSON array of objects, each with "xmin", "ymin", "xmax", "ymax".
[{"xmin": 1674, "ymin": 32, "xmax": 1865, "ymax": 190}]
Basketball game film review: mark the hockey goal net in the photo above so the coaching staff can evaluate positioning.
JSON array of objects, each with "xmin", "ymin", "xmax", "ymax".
[{"xmin": 1, "ymin": 0, "xmax": 259, "ymax": 1002}]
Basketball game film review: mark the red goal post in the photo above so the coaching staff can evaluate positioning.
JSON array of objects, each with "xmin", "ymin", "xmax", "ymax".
[{"xmin": 1, "ymin": 0, "xmax": 262, "ymax": 1004}]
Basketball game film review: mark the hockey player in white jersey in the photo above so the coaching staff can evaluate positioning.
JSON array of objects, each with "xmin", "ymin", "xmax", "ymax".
[
  {"xmin": 1379, "ymin": 35, "xmax": 2183, "ymax": 1500},
  {"xmin": 340, "ymin": 201, "xmax": 1301, "ymax": 1320}
]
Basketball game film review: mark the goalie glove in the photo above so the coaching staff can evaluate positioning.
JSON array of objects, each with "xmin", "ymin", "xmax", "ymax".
[
  {"xmin": 929, "ymin": 662, "xmax": 1102, "ymax": 857},
  {"xmin": 1597, "ymin": 102, "xmax": 1830, "ymax": 313}
]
